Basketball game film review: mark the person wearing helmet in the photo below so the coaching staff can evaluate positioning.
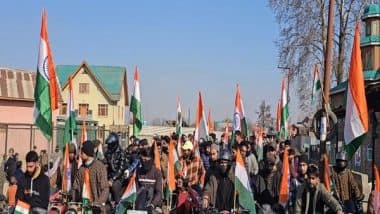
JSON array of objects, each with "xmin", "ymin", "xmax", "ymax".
[
  {"xmin": 331, "ymin": 151, "xmax": 364, "ymax": 213},
  {"xmin": 104, "ymin": 132, "xmax": 129, "ymax": 203},
  {"xmin": 202, "ymin": 149, "xmax": 235, "ymax": 212}
]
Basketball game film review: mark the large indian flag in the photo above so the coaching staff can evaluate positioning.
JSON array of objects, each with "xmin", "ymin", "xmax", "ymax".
[
  {"xmin": 311, "ymin": 64, "xmax": 321, "ymax": 103},
  {"xmin": 15, "ymin": 200, "xmax": 30, "ymax": 214},
  {"xmin": 194, "ymin": 92, "xmax": 208, "ymax": 155},
  {"xmin": 116, "ymin": 173, "xmax": 137, "ymax": 213},
  {"xmin": 233, "ymin": 84, "xmax": 248, "ymax": 137},
  {"xmin": 63, "ymin": 76, "xmax": 77, "ymax": 145},
  {"xmin": 33, "ymin": 9, "xmax": 60, "ymax": 141},
  {"xmin": 235, "ymin": 149, "xmax": 256, "ymax": 214},
  {"xmin": 176, "ymin": 98, "xmax": 183, "ymax": 158},
  {"xmin": 280, "ymin": 79, "xmax": 289, "ymax": 139},
  {"xmin": 344, "ymin": 23, "xmax": 368, "ymax": 159},
  {"xmin": 130, "ymin": 66, "xmax": 143, "ymax": 136}
]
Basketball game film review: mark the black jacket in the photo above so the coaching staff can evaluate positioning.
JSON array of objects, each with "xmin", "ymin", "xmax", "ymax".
[
  {"xmin": 16, "ymin": 166, "xmax": 50, "ymax": 209},
  {"xmin": 252, "ymin": 171, "xmax": 281, "ymax": 206},
  {"xmin": 105, "ymin": 147, "xmax": 128, "ymax": 180},
  {"xmin": 4, "ymin": 156, "xmax": 16, "ymax": 180}
]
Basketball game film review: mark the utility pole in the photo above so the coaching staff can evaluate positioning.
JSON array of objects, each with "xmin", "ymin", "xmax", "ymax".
[{"xmin": 320, "ymin": 0, "xmax": 335, "ymax": 158}]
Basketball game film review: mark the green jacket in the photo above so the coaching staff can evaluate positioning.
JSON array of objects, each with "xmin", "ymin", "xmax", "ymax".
[{"xmin": 295, "ymin": 183, "xmax": 342, "ymax": 214}]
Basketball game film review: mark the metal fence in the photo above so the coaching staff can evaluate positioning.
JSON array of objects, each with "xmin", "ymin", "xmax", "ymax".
[{"xmin": 0, "ymin": 123, "xmax": 129, "ymax": 160}]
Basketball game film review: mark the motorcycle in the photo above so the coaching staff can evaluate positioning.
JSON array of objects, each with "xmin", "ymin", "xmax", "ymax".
[{"xmin": 48, "ymin": 191, "xmax": 71, "ymax": 214}]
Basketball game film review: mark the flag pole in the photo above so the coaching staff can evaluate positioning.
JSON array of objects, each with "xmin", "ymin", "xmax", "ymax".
[
  {"xmin": 233, "ymin": 191, "xmax": 237, "ymax": 212},
  {"xmin": 371, "ymin": 110, "xmax": 378, "ymax": 190},
  {"xmin": 47, "ymin": 139, "xmax": 51, "ymax": 178}
]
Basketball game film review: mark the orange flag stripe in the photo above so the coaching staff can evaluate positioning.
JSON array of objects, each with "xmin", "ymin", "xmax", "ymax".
[{"xmin": 349, "ymin": 23, "xmax": 368, "ymax": 131}]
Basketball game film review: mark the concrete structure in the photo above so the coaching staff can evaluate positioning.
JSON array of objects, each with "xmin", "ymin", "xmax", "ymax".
[
  {"xmin": 0, "ymin": 68, "xmax": 47, "ymax": 158},
  {"xmin": 330, "ymin": 3, "xmax": 380, "ymax": 179}
]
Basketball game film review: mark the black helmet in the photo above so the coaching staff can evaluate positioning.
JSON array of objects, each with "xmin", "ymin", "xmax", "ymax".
[
  {"xmin": 106, "ymin": 132, "xmax": 119, "ymax": 151},
  {"xmin": 336, "ymin": 151, "xmax": 347, "ymax": 161},
  {"xmin": 218, "ymin": 149, "xmax": 232, "ymax": 162}
]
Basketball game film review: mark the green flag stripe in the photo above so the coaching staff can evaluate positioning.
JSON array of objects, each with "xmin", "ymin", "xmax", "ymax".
[
  {"xmin": 34, "ymin": 72, "xmax": 52, "ymax": 140},
  {"xmin": 130, "ymin": 95, "xmax": 142, "ymax": 136},
  {"xmin": 344, "ymin": 134, "xmax": 366, "ymax": 160},
  {"xmin": 235, "ymin": 178, "xmax": 256, "ymax": 214}
]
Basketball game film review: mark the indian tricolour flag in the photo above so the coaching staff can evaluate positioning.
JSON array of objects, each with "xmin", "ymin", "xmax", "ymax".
[
  {"xmin": 311, "ymin": 64, "xmax": 321, "ymax": 103},
  {"xmin": 82, "ymin": 168, "xmax": 93, "ymax": 212},
  {"xmin": 176, "ymin": 97, "xmax": 183, "ymax": 158},
  {"xmin": 235, "ymin": 149, "xmax": 256, "ymax": 214},
  {"xmin": 130, "ymin": 66, "xmax": 143, "ymax": 136},
  {"xmin": 233, "ymin": 84, "xmax": 248, "ymax": 138},
  {"xmin": 168, "ymin": 140, "xmax": 181, "ymax": 192},
  {"xmin": 344, "ymin": 23, "xmax": 368, "ymax": 159},
  {"xmin": 278, "ymin": 147, "xmax": 290, "ymax": 207},
  {"xmin": 33, "ymin": 9, "xmax": 60, "ymax": 141},
  {"xmin": 276, "ymin": 100, "xmax": 281, "ymax": 133},
  {"xmin": 77, "ymin": 107, "xmax": 88, "ymax": 169},
  {"xmin": 63, "ymin": 76, "xmax": 77, "ymax": 145},
  {"xmin": 194, "ymin": 92, "xmax": 208, "ymax": 155},
  {"xmin": 15, "ymin": 200, "xmax": 30, "ymax": 214},
  {"xmin": 62, "ymin": 143, "xmax": 72, "ymax": 192},
  {"xmin": 116, "ymin": 173, "xmax": 137, "ymax": 213},
  {"xmin": 207, "ymin": 108, "xmax": 214, "ymax": 133},
  {"xmin": 280, "ymin": 79, "xmax": 289, "ymax": 139}
]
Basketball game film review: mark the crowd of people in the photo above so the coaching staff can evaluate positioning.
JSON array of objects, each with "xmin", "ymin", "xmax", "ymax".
[{"xmin": 0, "ymin": 130, "xmax": 378, "ymax": 214}]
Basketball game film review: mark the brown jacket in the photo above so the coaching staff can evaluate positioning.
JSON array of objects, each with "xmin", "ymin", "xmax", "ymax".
[
  {"xmin": 160, "ymin": 152, "xmax": 168, "ymax": 180},
  {"xmin": 331, "ymin": 168, "xmax": 362, "ymax": 202},
  {"xmin": 72, "ymin": 159, "xmax": 109, "ymax": 204}
]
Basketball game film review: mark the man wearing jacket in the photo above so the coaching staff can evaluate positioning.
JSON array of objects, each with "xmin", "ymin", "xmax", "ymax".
[
  {"xmin": 202, "ymin": 149, "xmax": 235, "ymax": 212},
  {"xmin": 72, "ymin": 140, "xmax": 109, "ymax": 212},
  {"xmin": 16, "ymin": 151, "xmax": 50, "ymax": 213},
  {"xmin": 136, "ymin": 147, "xmax": 163, "ymax": 214},
  {"xmin": 331, "ymin": 151, "xmax": 364, "ymax": 213},
  {"xmin": 295, "ymin": 165, "xmax": 343, "ymax": 214}
]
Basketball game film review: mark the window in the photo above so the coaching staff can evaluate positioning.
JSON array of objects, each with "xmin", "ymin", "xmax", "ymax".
[
  {"xmin": 363, "ymin": 49, "xmax": 373, "ymax": 70},
  {"xmin": 79, "ymin": 103, "xmax": 89, "ymax": 115},
  {"xmin": 98, "ymin": 104, "xmax": 108, "ymax": 117},
  {"xmin": 366, "ymin": 23, "xmax": 371, "ymax": 36},
  {"xmin": 373, "ymin": 22, "xmax": 378, "ymax": 35},
  {"xmin": 79, "ymin": 83, "xmax": 89, "ymax": 94},
  {"xmin": 60, "ymin": 103, "xmax": 67, "ymax": 115},
  {"xmin": 367, "ymin": 144, "xmax": 373, "ymax": 161}
]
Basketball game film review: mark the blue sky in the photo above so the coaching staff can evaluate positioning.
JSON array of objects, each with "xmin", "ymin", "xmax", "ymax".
[{"xmin": 0, "ymin": 1, "xmax": 285, "ymax": 123}]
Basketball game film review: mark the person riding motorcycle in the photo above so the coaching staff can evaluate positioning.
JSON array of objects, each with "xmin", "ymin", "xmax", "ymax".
[
  {"xmin": 135, "ymin": 147, "xmax": 163, "ymax": 214},
  {"xmin": 331, "ymin": 151, "xmax": 364, "ymax": 213},
  {"xmin": 202, "ymin": 149, "xmax": 235, "ymax": 212},
  {"xmin": 104, "ymin": 132, "xmax": 129, "ymax": 203}
]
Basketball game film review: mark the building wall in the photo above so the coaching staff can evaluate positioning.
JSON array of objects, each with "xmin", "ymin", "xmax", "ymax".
[
  {"xmin": 375, "ymin": 46, "xmax": 380, "ymax": 71},
  {"xmin": 60, "ymin": 67, "xmax": 126, "ymax": 127},
  {"xmin": 0, "ymin": 100, "xmax": 34, "ymax": 123},
  {"xmin": 0, "ymin": 100, "xmax": 51, "ymax": 160}
]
